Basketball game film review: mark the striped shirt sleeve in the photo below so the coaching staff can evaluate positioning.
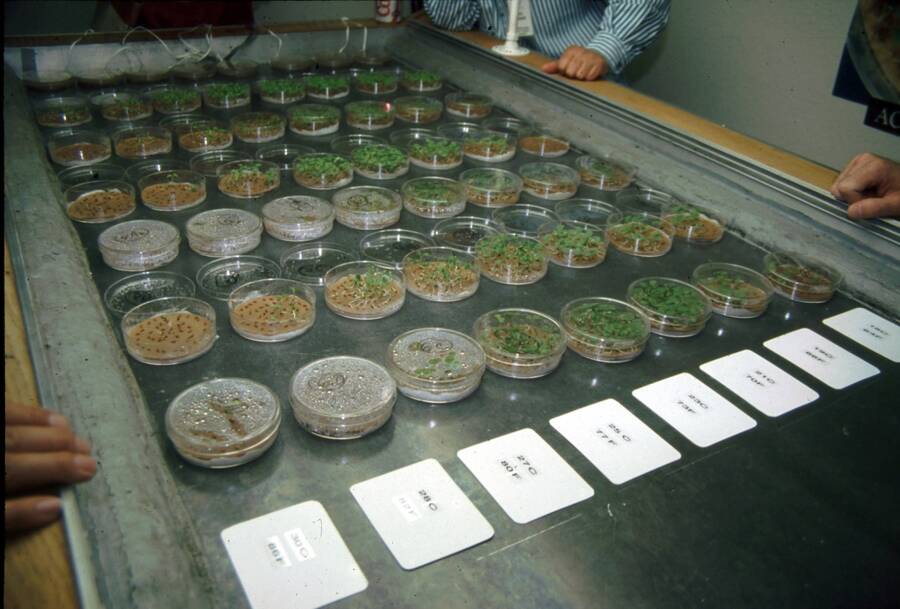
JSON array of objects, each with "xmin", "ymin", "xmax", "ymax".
[
  {"xmin": 423, "ymin": 0, "xmax": 481, "ymax": 31},
  {"xmin": 587, "ymin": 0, "xmax": 670, "ymax": 75}
]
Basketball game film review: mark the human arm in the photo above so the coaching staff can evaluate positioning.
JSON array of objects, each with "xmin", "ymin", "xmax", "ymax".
[
  {"xmin": 423, "ymin": 0, "xmax": 481, "ymax": 31},
  {"xmin": 830, "ymin": 153, "xmax": 900, "ymax": 220}
]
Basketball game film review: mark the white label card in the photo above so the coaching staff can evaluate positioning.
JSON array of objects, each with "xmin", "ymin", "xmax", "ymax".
[
  {"xmin": 350, "ymin": 459, "xmax": 494, "ymax": 570},
  {"xmin": 823, "ymin": 308, "xmax": 900, "ymax": 363},
  {"xmin": 221, "ymin": 501, "xmax": 367, "ymax": 609},
  {"xmin": 550, "ymin": 399, "xmax": 681, "ymax": 485},
  {"xmin": 457, "ymin": 428, "xmax": 593, "ymax": 523},
  {"xmin": 764, "ymin": 328, "xmax": 880, "ymax": 389},
  {"xmin": 632, "ymin": 373, "xmax": 757, "ymax": 447},
  {"xmin": 700, "ymin": 350, "xmax": 819, "ymax": 417}
]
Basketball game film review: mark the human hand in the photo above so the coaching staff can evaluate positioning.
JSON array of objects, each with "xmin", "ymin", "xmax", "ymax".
[
  {"xmin": 542, "ymin": 46, "xmax": 609, "ymax": 81},
  {"xmin": 830, "ymin": 153, "xmax": 900, "ymax": 220},
  {"xmin": 5, "ymin": 403, "xmax": 96, "ymax": 533}
]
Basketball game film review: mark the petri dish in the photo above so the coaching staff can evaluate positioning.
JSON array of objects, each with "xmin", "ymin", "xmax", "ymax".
[
  {"xmin": 354, "ymin": 71, "xmax": 399, "ymax": 95},
  {"xmin": 692, "ymin": 262, "xmax": 774, "ymax": 318},
  {"xmin": 332, "ymin": 185, "xmax": 402, "ymax": 230},
  {"xmin": 255, "ymin": 77, "xmax": 306, "ymax": 104},
  {"xmin": 125, "ymin": 158, "xmax": 190, "ymax": 183},
  {"xmin": 387, "ymin": 328, "xmax": 486, "ymax": 403},
  {"xmin": 138, "ymin": 169, "xmax": 207, "ymax": 212},
  {"xmin": 473, "ymin": 308, "xmax": 567, "ymax": 379},
  {"xmin": 554, "ymin": 198, "xmax": 616, "ymax": 227},
  {"xmin": 389, "ymin": 127, "xmax": 436, "ymax": 149},
  {"xmin": 305, "ymin": 74, "xmax": 351, "ymax": 100},
  {"xmin": 538, "ymin": 221, "xmax": 608, "ymax": 268},
  {"xmin": 344, "ymin": 100, "xmax": 395, "ymax": 131},
  {"xmin": 350, "ymin": 144, "xmax": 409, "ymax": 180},
  {"xmin": 47, "ymin": 129, "xmax": 111, "ymax": 167},
  {"xmin": 575, "ymin": 154, "xmax": 637, "ymax": 191},
  {"xmin": 202, "ymin": 82, "xmax": 251, "ymax": 109},
  {"xmin": 406, "ymin": 136, "xmax": 463, "ymax": 170},
  {"xmin": 271, "ymin": 55, "xmax": 315, "ymax": 74},
  {"xmin": 763, "ymin": 252, "xmax": 841, "ymax": 304},
  {"xmin": 436, "ymin": 121, "xmax": 481, "ymax": 141},
  {"xmin": 112, "ymin": 126, "xmax": 173, "ymax": 159},
  {"xmin": 292, "ymin": 153, "xmax": 353, "ymax": 190},
  {"xmin": 518, "ymin": 162, "xmax": 580, "ymax": 200},
  {"xmin": 459, "ymin": 167, "xmax": 523, "ymax": 207},
  {"xmin": 518, "ymin": 133, "xmax": 570, "ymax": 158},
  {"xmin": 606, "ymin": 211, "xmax": 674, "ymax": 258},
  {"xmin": 393, "ymin": 96, "xmax": 443, "ymax": 124},
  {"xmin": 97, "ymin": 92, "xmax": 153, "ymax": 122},
  {"xmin": 98, "ymin": 219, "xmax": 180, "ymax": 272},
  {"xmin": 431, "ymin": 216, "xmax": 502, "ymax": 254},
  {"xmin": 482, "ymin": 116, "xmax": 532, "ymax": 136},
  {"xmin": 104, "ymin": 271, "xmax": 196, "ymax": 316},
  {"xmin": 615, "ymin": 187, "xmax": 673, "ymax": 212},
  {"xmin": 401, "ymin": 177, "xmax": 467, "ymax": 219},
  {"xmin": 185, "ymin": 208, "xmax": 262, "ymax": 257},
  {"xmin": 400, "ymin": 69, "xmax": 443, "ymax": 92},
  {"xmin": 64, "ymin": 180, "xmax": 136, "ymax": 224},
  {"xmin": 445, "ymin": 92, "xmax": 492, "ymax": 119},
  {"xmin": 171, "ymin": 60, "xmax": 217, "ymax": 82},
  {"xmin": 189, "ymin": 150, "xmax": 252, "ymax": 178},
  {"xmin": 662, "ymin": 202, "xmax": 726, "ymax": 244},
  {"xmin": 121, "ymin": 297, "xmax": 216, "ymax": 365},
  {"xmin": 174, "ymin": 119, "xmax": 234, "ymax": 153},
  {"xmin": 330, "ymin": 133, "xmax": 388, "ymax": 157},
  {"xmin": 290, "ymin": 356, "xmax": 396, "ymax": 440},
  {"xmin": 401, "ymin": 247, "xmax": 480, "ymax": 302},
  {"xmin": 627, "ymin": 277, "xmax": 712, "ymax": 338},
  {"xmin": 474, "ymin": 233, "xmax": 549, "ymax": 285},
  {"xmin": 230, "ymin": 111, "xmax": 286, "ymax": 144},
  {"xmin": 228, "ymin": 278, "xmax": 316, "ymax": 342},
  {"xmin": 216, "ymin": 60, "xmax": 259, "ymax": 80},
  {"xmin": 255, "ymin": 143, "xmax": 315, "ymax": 171},
  {"xmin": 22, "ymin": 70, "xmax": 75, "ymax": 92},
  {"xmin": 33, "ymin": 96, "xmax": 92, "ymax": 128},
  {"xmin": 324, "ymin": 261, "xmax": 405, "ymax": 320},
  {"xmin": 145, "ymin": 86, "xmax": 202, "ymax": 115},
  {"xmin": 358, "ymin": 229, "xmax": 434, "ymax": 268},
  {"xmin": 287, "ymin": 104, "xmax": 341, "ymax": 136},
  {"xmin": 126, "ymin": 67, "xmax": 170, "ymax": 84},
  {"xmin": 280, "ymin": 242, "xmax": 355, "ymax": 286},
  {"xmin": 262, "ymin": 195, "xmax": 335, "ymax": 242},
  {"xmin": 217, "ymin": 160, "xmax": 280, "ymax": 199},
  {"xmin": 462, "ymin": 129, "xmax": 517, "ymax": 163},
  {"xmin": 196, "ymin": 256, "xmax": 281, "ymax": 301},
  {"xmin": 58, "ymin": 163, "xmax": 125, "ymax": 188},
  {"xmin": 492, "ymin": 204, "xmax": 560, "ymax": 237},
  {"xmin": 560, "ymin": 297, "xmax": 650, "ymax": 363},
  {"xmin": 75, "ymin": 69, "xmax": 125, "ymax": 88},
  {"xmin": 166, "ymin": 377, "xmax": 281, "ymax": 468}
]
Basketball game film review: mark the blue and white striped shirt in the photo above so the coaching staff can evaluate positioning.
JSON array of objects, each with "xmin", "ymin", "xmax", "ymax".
[{"xmin": 424, "ymin": 0, "xmax": 670, "ymax": 75}]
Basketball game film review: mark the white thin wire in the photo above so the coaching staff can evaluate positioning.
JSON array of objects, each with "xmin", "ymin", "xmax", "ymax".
[
  {"xmin": 64, "ymin": 29, "xmax": 95, "ymax": 72},
  {"xmin": 266, "ymin": 27, "xmax": 283, "ymax": 60},
  {"xmin": 362, "ymin": 26, "xmax": 368, "ymax": 54},
  {"xmin": 338, "ymin": 17, "xmax": 350, "ymax": 54},
  {"xmin": 121, "ymin": 25, "xmax": 180, "ymax": 58}
]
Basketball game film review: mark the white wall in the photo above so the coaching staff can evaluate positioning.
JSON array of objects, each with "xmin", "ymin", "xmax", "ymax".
[{"xmin": 624, "ymin": 0, "xmax": 897, "ymax": 171}]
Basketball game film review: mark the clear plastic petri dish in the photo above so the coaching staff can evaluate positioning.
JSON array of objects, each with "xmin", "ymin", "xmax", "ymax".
[
  {"xmin": 202, "ymin": 82, "xmax": 251, "ymax": 109},
  {"xmin": 217, "ymin": 160, "xmax": 280, "ymax": 199},
  {"xmin": 662, "ymin": 202, "xmax": 726, "ymax": 244},
  {"xmin": 271, "ymin": 55, "xmax": 315, "ymax": 74},
  {"xmin": 474, "ymin": 233, "xmax": 549, "ymax": 285},
  {"xmin": 331, "ymin": 185, "xmax": 402, "ymax": 230},
  {"xmin": 344, "ymin": 100, "xmax": 395, "ymax": 131},
  {"xmin": 185, "ymin": 208, "xmax": 262, "ymax": 257},
  {"xmin": 256, "ymin": 143, "xmax": 315, "ymax": 171},
  {"xmin": 262, "ymin": 195, "xmax": 334, "ymax": 242},
  {"xmin": 196, "ymin": 255, "xmax": 281, "ymax": 301},
  {"xmin": 280, "ymin": 242, "xmax": 355, "ymax": 286},
  {"xmin": 255, "ymin": 77, "xmax": 306, "ymax": 104},
  {"xmin": 22, "ymin": 69, "xmax": 75, "ymax": 92},
  {"xmin": 627, "ymin": 277, "xmax": 712, "ymax": 338},
  {"xmin": 554, "ymin": 198, "xmax": 616, "ymax": 227},
  {"xmin": 230, "ymin": 111, "xmax": 286, "ymax": 143},
  {"xmin": 126, "ymin": 67, "xmax": 171, "ymax": 84},
  {"xmin": 401, "ymin": 247, "xmax": 480, "ymax": 302},
  {"xmin": 75, "ymin": 69, "xmax": 125, "ymax": 88},
  {"xmin": 305, "ymin": 74, "xmax": 351, "ymax": 100},
  {"xmin": 445, "ymin": 92, "xmax": 492, "ymax": 119},
  {"xmin": 290, "ymin": 356, "xmax": 396, "ymax": 440},
  {"xmin": 138, "ymin": 169, "xmax": 207, "ymax": 212},
  {"xmin": 228, "ymin": 278, "xmax": 316, "ymax": 342},
  {"xmin": 98, "ymin": 92, "xmax": 153, "ymax": 122},
  {"xmin": 324, "ymin": 261, "xmax": 405, "ymax": 320},
  {"xmin": 57, "ymin": 163, "xmax": 124, "ymax": 187},
  {"xmin": 112, "ymin": 126, "xmax": 172, "ymax": 159},
  {"xmin": 538, "ymin": 221, "xmax": 607, "ymax": 268},
  {"xmin": 33, "ymin": 96, "xmax": 92, "ymax": 128},
  {"xmin": 473, "ymin": 308, "xmax": 567, "ymax": 379},
  {"xmin": 462, "ymin": 129, "xmax": 517, "ymax": 162},
  {"xmin": 393, "ymin": 96, "xmax": 443, "ymax": 124},
  {"xmin": 431, "ymin": 216, "xmax": 502, "ymax": 254},
  {"xmin": 354, "ymin": 52, "xmax": 392, "ymax": 69},
  {"xmin": 122, "ymin": 297, "xmax": 216, "ymax": 365},
  {"xmin": 436, "ymin": 121, "xmax": 481, "ymax": 141},
  {"xmin": 402, "ymin": 177, "xmax": 467, "ymax": 219},
  {"xmin": 560, "ymin": 297, "xmax": 650, "ymax": 363},
  {"xmin": 359, "ymin": 229, "xmax": 434, "ymax": 269},
  {"xmin": 407, "ymin": 136, "xmax": 463, "ymax": 170},
  {"xmin": 387, "ymin": 328, "xmax": 485, "ymax": 403},
  {"xmin": 518, "ymin": 133, "xmax": 570, "ymax": 158},
  {"xmin": 189, "ymin": 150, "xmax": 251, "ymax": 178},
  {"xmin": 615, "ymin": 187, "xmax": 673, "ymax": 212},
  {"xmin": 145, "ymin": 86, "xmax": 202, "ymax": 115},
  {"xmin": 692, "ymin": 262, "xmax": 774, "ymax": 319},
  {"xmin": 124, "ymin": 158, "xmax": 190, "ymax": 183},
  {"xmin": 104, "ymin": 271, "xmax": 196, "ymax": 316},
  {"xmin": 330, "ymin": 133, "xmax": 387, "ymax": 156},
  {"xmin": 400, "ymin": 69, "xmax": 443, "ymax": 92},
  {"xmin": 763, "ymin": 251, "xmax": 842, "ymax": 304},
  {"xmin": 216, "ymin": 60, "xmax": 259, "ymax": 80},
  {"xmin": 64, "ymin": 180, "xmax": 136, "ymax": 223},
  {"xmin": 389, "ymin": 127, "xmax": 435, "ymax": 149},
  {"xmin": 575, "ymin": 154, "xmax": 637, "ymax": 191},
  {"xmin": 351, "ymin": 144, "xmax": 409, "ymax": 180},
  {"xmin": 292, "ymin": 153, "xmax": 353, "ymax": 190},
  {"xmin": 173, "ymin": 119, "xmax": 234, "ymax": 153},
  {"xmin": 171, "ymin": 60, "xmax": 217, "ymax": 82},
  {"xmin": 519, "ymin": 162, "xmax": 580, "ymax": 200},
  {"xmin": 166, "ymin": 377, "xmax": 281, "ymax": 468},
  {"xmin": 287, "ymin": 104, "xmax": 341, "ymax": 136},
  {"xmin": 459, "ymin": 167, "xmax": 523, "ymax": 207},
  {"xmin": 606, "ymin": 211, "xmax": 674, "ymax": 258},
  {"xmin": 98, "ymin": 219, "xmax": 180, "ymax": 271},
  {"xmin": 492, "ymin": 204, "xmax": 560, "ymax": 237},
  {"xmin": 354, "ymin": 71, "xmax": 398, "ymax": 95},
  {"xmin": 482, "ymin": 116, "xmax": 532, "ymax": 136},
  {"xmin": 47, "ymin": 129, "xmax": 111, "ymax": 167}
]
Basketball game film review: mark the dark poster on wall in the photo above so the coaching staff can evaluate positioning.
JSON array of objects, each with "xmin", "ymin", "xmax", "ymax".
[{"xmin": 832, "ymin": 0, "xmax": 899, "ymax": 138}]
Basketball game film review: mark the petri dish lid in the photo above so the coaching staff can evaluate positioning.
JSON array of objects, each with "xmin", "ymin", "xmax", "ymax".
[
  {"xmin": 492, "ymin": 204, "xmax": 560, "ymax": 237},
  {"xmin": 554, "ymin": 198, "xmax": 617, "ymax": 226},
  {"xmin": 330, "ymin": 133, "xmax": 388, "ymax": 156},
  {"xmin": 262, "ymin": 195, "xmax": 334, "ymax": 225},
  {"xmin": 436, "ymin": 121, "xmax": 481, "ymax": 140},
  {"xmin": 518, "ymin": 162, "xmax": 580, "ymax": 186},
  {"xmin": 389, "ymin": 127, "xmax": 436, "ymax": 148},
  {"xmin": 560, "ymin": 297, "xmax": 650, "ymax": 346},
  {"xmin": 22, "ymin": 70, "xmax": 75, "ymax": 90},
  {"xmin": 482, "ymin": 116, "xmax": 532, "ymax": 135},
  {"xmin": 290, "ymin": 356, "xmax": 396, "ymax": 430},
  {"xmin": 104, "ymin": 271, "xmax": 196, "ymax": 316},
  {"xmin": 186, "ymin": 209, "xmax": 262, "ymax": 241},
  {"xmin": 166, "ymin": 377, "xmax": 280, "ymax": 455},
  {"xmin": 256, "ymin": 143, "xmax": 316, "ymax": 171},
  {"xmin": 474, "ymin": 308, "xmax": 567, "ymax": 361},
  {"xmin": 88, "ymin": 89, "xmax": 138, "ymax": 108},
  {"xmin": 190, "ymin": 150, "xmax": 252, "ymax": 177},
  {"xmin": 196, "ymin": 255, "xmax": 281, "ymax": 301},
  {"xmin": 763, "ymin": 251, "xmax": 842, "ymax": 291},
  {"xmin": 171, "ymin": 60, "xmax": 217, "ymax": 80},
  {"xmin": 388, "ymin": 328, "xmax": 485, "ymax": 385},
  {"xmin": 459, "ymin": 167, "xmax": 523, "ymax": 192},
  {"xmin": 124, "ymin": 158, "xmax": 189, "ymax": 183},
  {"xmin": 280, "ymin": 242, "xmax": 355, "ymax": 286},
  {"xmin": 332, "ymin": 185, "xmax": 402, "ymax": 212},
  {"xmin": 271, "ymin": 55, "xmax": 315, "ymax": 73},
  {"xmin": 431, "ymin": 216, "xmax": 502, "ymax": 254},
  {"xmin": 359, "ymin": 229, "xmax": 434, "ymax": 268},
  {"xmin": 58, "ymin": 163, "xmax": 124, "ymax": 187},
  {"xmin": 98, "ymin": 219, "xmax": 179, "ymax": 254},
  {"xmin": 158, "ymin": 113, "xmax": 212, "ymax": 132},
  {"xmin": 692, "ymin": 262, "xmax": 774, "ymax": 304}
]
